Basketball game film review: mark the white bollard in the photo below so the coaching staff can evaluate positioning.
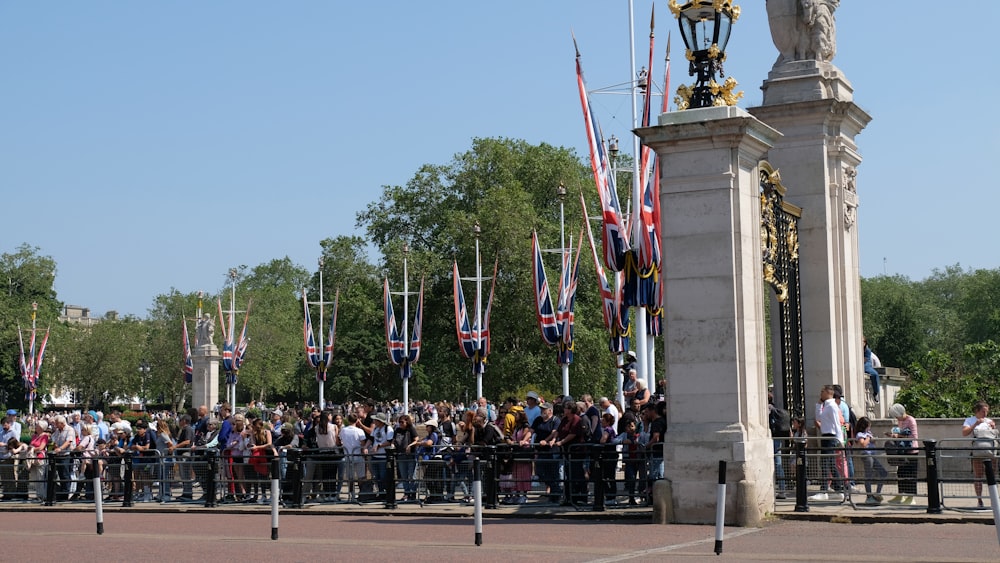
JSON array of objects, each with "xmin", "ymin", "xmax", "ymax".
[
  {"xmin": 714, "ymin": 460, "xmax": 727, "ymax": 555},
  {"xmin": 93, "ymin": 475, "xmax": 104, "ymax": 535},
  {"xmin": 270, "ymin": 473, "xmax": 280, "ymax": 540}
]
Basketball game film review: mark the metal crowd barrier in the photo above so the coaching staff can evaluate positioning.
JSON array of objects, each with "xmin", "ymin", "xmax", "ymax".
[
  {"xmin": 0, "ymin": 441, "xmax": 667, "ymax": 511},
  {"xmin": 770, "ymin": 436, "xmax": 1000, "ymax": 513}
]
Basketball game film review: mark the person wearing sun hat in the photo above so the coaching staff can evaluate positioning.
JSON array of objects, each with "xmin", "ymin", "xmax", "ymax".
[
  {"xmin": 369, "ymin": 412, "xmax": 394, "ymax": 497},
  {"xmin": 5, "ymin": 410, "xmax": 21, "ymax": 438},
  {"xmin": 524, "ymin": 391, "xmax": 542, "ymax": 425}
]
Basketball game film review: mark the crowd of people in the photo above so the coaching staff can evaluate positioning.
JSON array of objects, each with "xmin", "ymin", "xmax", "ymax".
[{"xmin": 0, "ymin": 386, "xmax": 669, "ymax": 507}]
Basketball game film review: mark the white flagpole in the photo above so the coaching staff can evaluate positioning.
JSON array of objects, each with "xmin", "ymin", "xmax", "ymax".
[
  {"xmin": 402, "ymin": 243, "xmax": 410, "ymax": 415},
  {"xmin": 318, "ymin": 257, "xmax": 325, "ymax": 410}
]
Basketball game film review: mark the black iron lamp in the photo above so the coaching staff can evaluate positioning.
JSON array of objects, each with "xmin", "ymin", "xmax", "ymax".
[{"xmin": 669, "ymin": 0, "xmax": 743, "ymax": 109}]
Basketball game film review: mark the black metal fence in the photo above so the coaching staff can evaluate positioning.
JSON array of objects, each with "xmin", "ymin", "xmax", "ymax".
[{"xmin": 0, "ymin": 443, "xmax": 663, "ymax": 511}]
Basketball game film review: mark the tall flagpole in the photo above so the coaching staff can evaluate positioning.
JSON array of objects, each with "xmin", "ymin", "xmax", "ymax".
[
  {"xmin": 402, "ymin": 243, "xmax": 411, "ymax": 414},
  {"xmin": 229, "ymin": 269, "xmax": 237, "ymax": 408},
  {"xmin": 627, "ymin": 0, "xmax": 650, "ymax": 394},
  {"xmin": 559, "ymin": 186, "xmax": 571, "ymax": 397},
  {"xmin": 474, "ymin": 223, "xmax": 484, "ymax": 400},
  {"xmin": 318, "ymin": 257, "xmax": 325, "ymax": 410}
]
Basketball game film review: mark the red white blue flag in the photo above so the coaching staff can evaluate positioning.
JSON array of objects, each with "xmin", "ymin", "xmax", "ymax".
[
  {"xmin": 323, "ymin": 290, "xmax": 339, "ymax": 374},
  {"xmin": 583, "ymin": 193, "xmax": 631, "ymax": 354},
  {"xmin": 575, "ymin": 36, "xmax": 630, "ymax": 274},
  {"xmin": 303, "ymin": 290, "xmax": 321, "ymax": 369},
  {"xmin": 532, "ymin": 231, "xmax": 561, "ymax": 346},
  {"xmin": 453, "ymin": 259, "xmax": 497, "ymax": 375},
  {"xmin": 182, "ymin": 319, "xmax": 194, "ymax": 384}
]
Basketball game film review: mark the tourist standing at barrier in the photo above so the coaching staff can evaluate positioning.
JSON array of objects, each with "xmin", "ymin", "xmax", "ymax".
[
  {"xmin": 646, "ymin": 402, "xmax": 667, "ymax": 493},
  {"xmin": 27, "ymin": 420, "xmax": 49, "ymax": 502},
  {"xmin": 532, "ymin": 402, "xmax": 562, "ymax": 503},
  {"xmin": 129, "ymin": 420, "xmax": 155, "ymax": 502},
  {"xmin": 962, "ymin": 400, "xmax": 997, "ymax": 508},
  {"xmin": 369, "ymin": 413, "xmax": 393, "ymax": 498},
  {"xmin": 153, "ymin": 420, "xmax": 175, "ymax": 502},
  {"xmin": 552, "ymin": 400, "xmax": 586, "ymax": 504},
  {"xmin": 886, "ymin": 403, "xmax": 919, "ymax": 505},
  {"xmin": 524, "ymin": 392, "xmax": 542, "ymax": 426},
  {"xmin": 339, "ymin": 414, "xmax": 368, "ymax": 502},
  {"xmin": 50, "ymin": 415, "xmax": 77, "ymax": 501},
  {"xmin": 504, "ymin": 409, "xmax": 533, "ymax": 505},
  {"xmin": 75, "ymin": 423, "xmax": 97, "ymax": 501},
  {"xmin": 393, "ymin": 414, "xmax": 418, "ymax": 502},
  {"xmin": 613, "ymin": 418, "xmax": 643, "ymax": 505},
  {"xmin": 768, "ymin": 392, "xmax": 792, "ymax": 499},
  {"xmin": 171, "ymin": 414, "xmax": 195, "ymax": 501},
  {"xmin": 634, "ymin": 380, "xmax": 651, "ymax": 409},
  {"xmin": 854, "ymin": 416, "xmax": 887, "ymax": 505},
  {"xmin": 314, "ymin": 411, "xmax": 339, "ymax": 501},
  {"xmin": 248, "ymin": 417, "xmax": 275, "ymax": 504},
  {"xmin": 415, "ymin": 418, "xmax": 444, "ymax": 502},
  {"xmin": 5, "ymin": 409, "xmax": 21, "ymax": 438},
  {"xmin": 598, "ymin": 412, "xmax": 618, "ymax": 505},
  {"xmin": 811, "ymin": 385, "xmax": 846, "ymax": 501},
  {"xmin": 0, "ymin": 416, "xmax": 17, "ymax": 500},
  {"xmin": 224, "ymin": 414, "xmax": 249, "ymax": 502},
  {"xmin": 832, "ymin": 385, "xmax": 857, "ymax": 490}
]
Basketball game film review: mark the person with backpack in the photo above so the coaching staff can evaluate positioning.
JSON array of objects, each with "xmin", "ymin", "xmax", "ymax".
[
  {"xmin": 833, "ymin": 385, "xmax": 858, "ymax": 491},
  {"xmin": 768, "ymin": 391, "xmax": 792, "ymax": 498}
]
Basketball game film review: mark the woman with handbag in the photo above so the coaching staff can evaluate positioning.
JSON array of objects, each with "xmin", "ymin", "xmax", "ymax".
[
  {"xmin": 886, "ymin": 403, "xmax": 919, "ymax": 505},
  {"xmin": 963, "ymin": 400, "xmax": 997, "ymax": 508}
]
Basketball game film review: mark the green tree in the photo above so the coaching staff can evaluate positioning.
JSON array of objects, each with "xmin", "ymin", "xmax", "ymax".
[
  {"xmin": 357, "ymin": 137, "xmax": 627, "ymax": 402},
  {"xmin": 0, "ymin": 244, "xmax": 60, "ymax": 411},
  {"xmin": 860, "ymin": 274, "xmax": 925, "ymax": 368},
  {"xmin": 897, "ymin": 341, "xmax": 1000, "ymax": 418}
]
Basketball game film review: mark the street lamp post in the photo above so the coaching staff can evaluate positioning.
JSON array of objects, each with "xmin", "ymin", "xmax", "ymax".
[
  {"xmin": 670, "ymin": 0, "xmax": 741, "ymax": 109},
  {"xmin": 138, "ymin": 360, "xmax": 151, "ymax": 411}
]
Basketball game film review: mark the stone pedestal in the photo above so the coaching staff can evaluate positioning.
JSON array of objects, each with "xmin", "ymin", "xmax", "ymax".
[
  {"xmin": 192, "ymin": 344, "xmax": 220, "ymax": 412},
  {"xmin": 637, "ymin": 106, "xmax": 780, "ymax": 525},
  {"xmin": 749, "ymin": 62, "xmax": 872, "ymax": 412}
]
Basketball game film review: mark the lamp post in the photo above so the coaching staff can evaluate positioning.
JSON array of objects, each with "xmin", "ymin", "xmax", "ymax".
[
  {"xmin": 670, "ymin": 0, "xmax": 742, "ymax": 109},
  {"xmin": 138, "ymin": 360, "xmax": 150, "ymax": 411}
]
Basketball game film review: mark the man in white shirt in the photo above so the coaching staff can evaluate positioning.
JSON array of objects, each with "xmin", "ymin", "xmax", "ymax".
[
  {"xmin": 339, "ymin": 414, "xmax": 368, "ymax": 502},
  {"xmin": 599, "ymin": 397, "xmax": 619, "ymax": 429},
  {"xmin": 811, "ymin": 385, "xmax": 845, "ymax": 501}
]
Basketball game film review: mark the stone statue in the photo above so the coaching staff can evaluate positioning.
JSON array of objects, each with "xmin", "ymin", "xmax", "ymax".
[
  {"xmin": 767, "ymin": 0, "xmax": 838, "ymax": 66},
  {"xmin": 196, "ymin": 313, "xmax": 215, "ymax": 347}
]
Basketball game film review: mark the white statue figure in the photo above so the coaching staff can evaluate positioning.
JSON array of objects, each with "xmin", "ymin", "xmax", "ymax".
[
  {"xmin": 767, "ymin": 0, "xmax": 838, "ymax": 66},
  {"xmin": 196, "ymin": 313, "xmax": 215, "ymax": 347}
]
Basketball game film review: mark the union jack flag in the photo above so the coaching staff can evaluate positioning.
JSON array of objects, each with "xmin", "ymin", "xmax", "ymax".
[
  {"xmin": 575, "ymin": 37, "xmax": 630, "ymax": 274},
  {"xmin": 218, "ymin": 298, "xmax": 250, "ymax": 385},
  {"xmin": 384, "ymin": 279, "xmax": 406, "ymax": 365},
  {"xmin": 323, "ymin": 290, "xmax": 339, "ymax": 374},
  {"xmin": 182, "ymin": 319, "xmax": 194, "ymax": 384},
  {"xmin": 583, "ymin": 193, "xmax": 631, "ymax": 354},
  {"xmin": 532, "ymin": 231, "xmax": 561, "ymax": 346},
  {"xmin": 303, "ymin": 290, "xmax": 321, "ymax": 369},
  {"xmin": 408, "ymin": 278, "xmax": 424, "ymax": 366},
  {"xmin": 453, "ymin": 259, "xmax": 497, "ymax": 375}
]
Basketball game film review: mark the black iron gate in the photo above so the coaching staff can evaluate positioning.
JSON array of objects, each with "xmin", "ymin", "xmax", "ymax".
[{"xmin": 759, "ymin": 161, "xmax": 805, "ymax": 417}]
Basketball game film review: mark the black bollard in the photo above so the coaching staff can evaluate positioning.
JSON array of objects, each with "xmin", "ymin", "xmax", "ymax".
[
  {"xmin": 793, "ymin": 438, "xmax": 808, "ymax": 512},
  {"xmin": 923, "ymin": 440, "xmax": 942, "ymax": 514},
  {"xmin": 122, "ymin": 452, "xmax": 134, "ymax": 508},
  {"xmin": 384, "ymin": 446, "xmax": 397, "ymax": 509},
  {"xmin": 473, "ymin": 456, "xmax": 483, "ymax": 546}
]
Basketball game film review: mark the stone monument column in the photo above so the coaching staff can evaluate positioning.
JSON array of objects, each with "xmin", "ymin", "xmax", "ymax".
[
  {"xmin": 192, "ymin": 313, "xmax": 220, "ymax": 412},
  {"xmin": 750, "ymin": 1, "xmax": 872, "ymax": 413},
  {"xmin": 637, "ymin": 106, "xmax": 780, "ymax": 525}
]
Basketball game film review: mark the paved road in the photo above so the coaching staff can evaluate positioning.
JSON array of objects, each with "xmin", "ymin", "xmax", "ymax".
[{"xmin": 5, "ymin": 511, "xmax": 999, "ymax": 562}]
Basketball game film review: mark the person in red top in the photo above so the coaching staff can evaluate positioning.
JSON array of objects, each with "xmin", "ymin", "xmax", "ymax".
[{"xmin": 555, "ymin": 400, "xmax": 586, "ymax": 505}]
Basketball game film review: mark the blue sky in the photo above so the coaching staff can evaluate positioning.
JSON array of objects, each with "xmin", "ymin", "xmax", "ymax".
[{"xmin": 2, "ymin": 2, "xmax": 997, "ymax": 318}]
